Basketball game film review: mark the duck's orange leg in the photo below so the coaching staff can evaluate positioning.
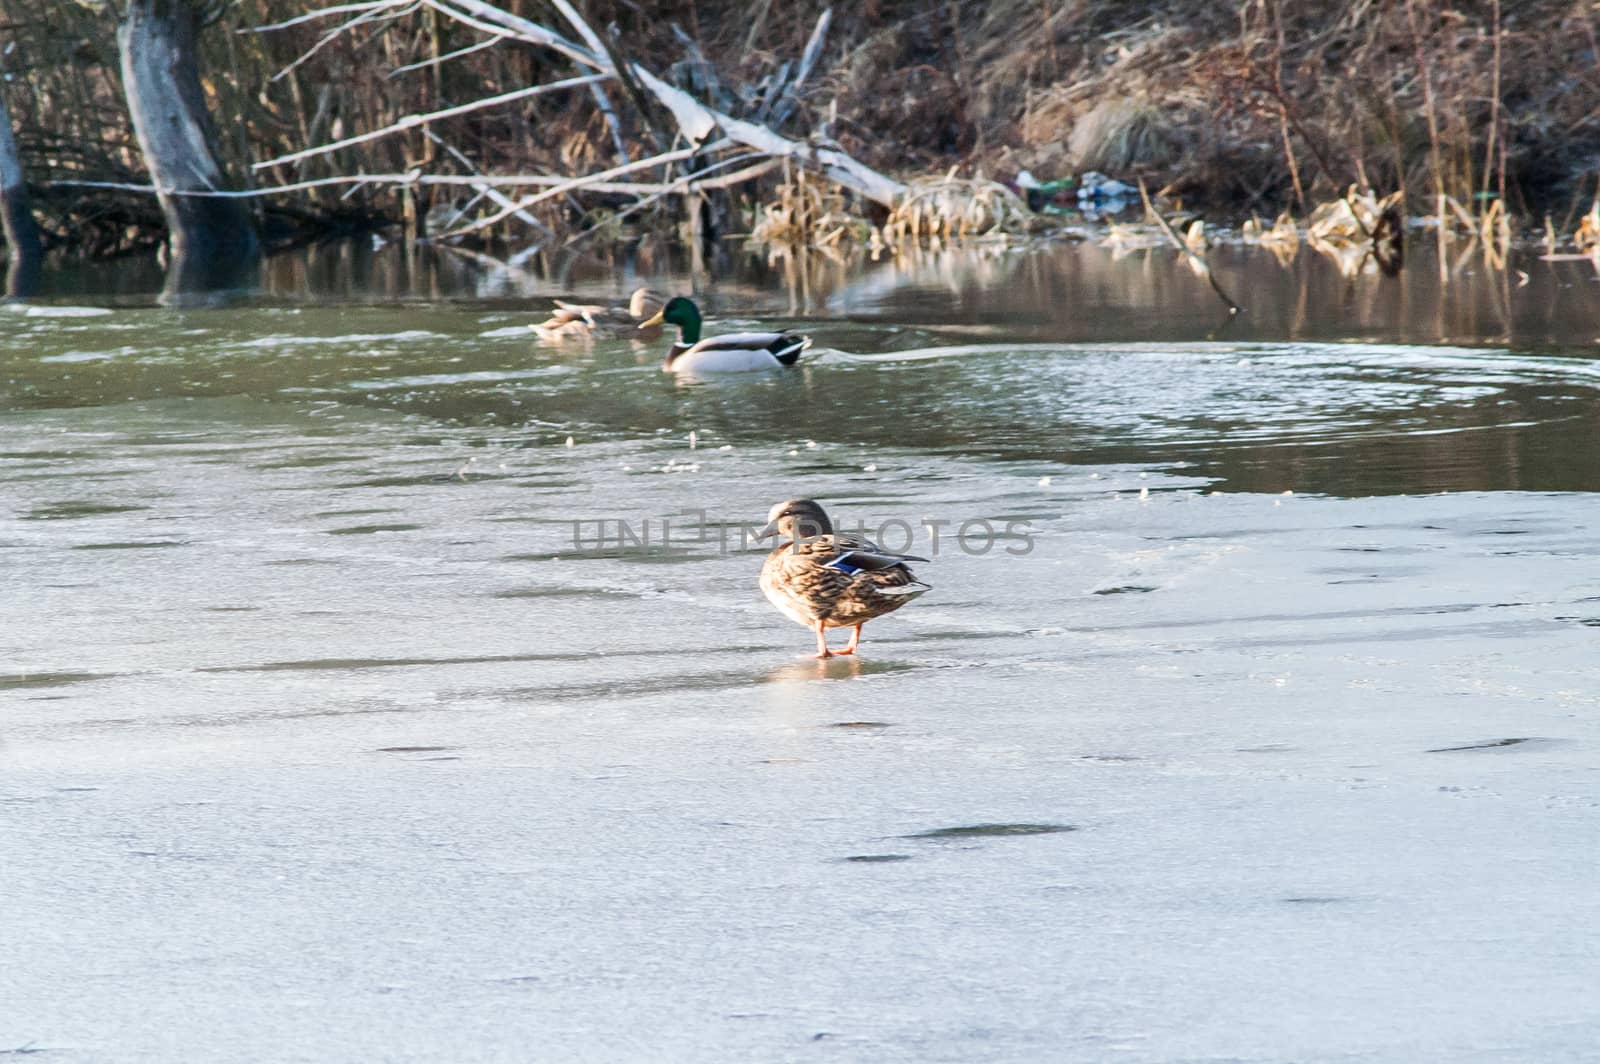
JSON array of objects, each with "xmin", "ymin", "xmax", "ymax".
[
  {"xmin": 837, "ymin": 623, "xmax": 864, "ymax": 655},
  {"xmin": 812, "ymin": 621, "xmax": 833, "ymax": 658}
]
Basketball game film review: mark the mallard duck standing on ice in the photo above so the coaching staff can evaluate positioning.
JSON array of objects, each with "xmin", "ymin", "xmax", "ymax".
[
  {"xmin": 639, "ymin": 296, "xmax": 809, "ymax": 373},
  {"xmin": 757, "ymin": 499, "xmax": 930, "ymax": 658}
]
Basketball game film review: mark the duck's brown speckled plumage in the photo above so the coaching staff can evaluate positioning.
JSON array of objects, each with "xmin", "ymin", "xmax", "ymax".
[
  {"xmin": 532, "ymin": 287, "xmax": 663, "ymax": 339},
  {"xmin": 756, "ymin": 499, "xmax": 930, "ymax": 658},
  {"xmin": 760, "ymin": 534, "xmax": 924, "ymax": 627}
]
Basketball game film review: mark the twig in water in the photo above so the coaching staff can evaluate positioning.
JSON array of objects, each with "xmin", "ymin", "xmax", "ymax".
[
  {"xmin": 451, "ymin": 443, "xmax": 523, "ymax": 482},
  {"xmin": 1137, "ymin": 180, "xmax": 1241, "ymax": 315}
]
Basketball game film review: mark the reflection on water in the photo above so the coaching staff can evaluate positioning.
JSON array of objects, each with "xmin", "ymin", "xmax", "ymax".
[
  {"xmin": 26, "ymin": 234, "xmax": 1600, "ymax": 351},
  {"xmin": 5, "ymin": 237, "xmax": 1600, "ymax": 496}
]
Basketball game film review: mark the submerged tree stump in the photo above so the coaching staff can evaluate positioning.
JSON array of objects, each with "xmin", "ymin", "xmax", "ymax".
[
  {"xmin": 118, "ymin": 0, "xmax": 257, "ymax": 282},
  {"xmin": 0, "ymin": 77, "xmax": 41, "ymax": 297}
]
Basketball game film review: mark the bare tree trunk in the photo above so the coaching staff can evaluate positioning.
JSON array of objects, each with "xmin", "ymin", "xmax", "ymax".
[
  {"xmin": 118, "ymin": 0, "xmax": 257, "ymax": 280},
  {"xmin": 0, "ymin": 75, "xmax": 41, "ymax": 297}
]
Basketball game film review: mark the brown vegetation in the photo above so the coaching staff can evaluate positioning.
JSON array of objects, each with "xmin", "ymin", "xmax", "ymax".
[{"xmin": 3, "ymin": 0, "xmax": 1599, "ymax": 255}]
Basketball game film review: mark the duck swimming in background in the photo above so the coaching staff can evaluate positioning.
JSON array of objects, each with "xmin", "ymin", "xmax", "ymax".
[
  {"xmin": 757, "ymin": 499, "xmax": 930, "ymax": 658},
  {"xmin": 638, "ymin": 296, "xmax": 810, "ymax": 373},
  {"xmin": 532, "ymin": 287, "xmax": 664, "ymax": 339}
]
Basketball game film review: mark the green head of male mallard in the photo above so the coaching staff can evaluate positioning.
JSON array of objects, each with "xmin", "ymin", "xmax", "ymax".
[
  {"xmin": 756, "ymin": 498, "xmax": 931, "ymax": 659},
  {"xmin": 639, "ymin": 296, "xmax": 810, "ymax": 373},
  {"xmin": 639, "ymin": 295, "xmax": 705, "ymax": 344}
]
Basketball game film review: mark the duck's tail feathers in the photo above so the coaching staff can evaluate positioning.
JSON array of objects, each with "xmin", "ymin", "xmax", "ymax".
[
  {"xmin": 770, "ymin": 334, "xmax": 811, "ymax": 366},
  {"xmin": 877, "ymin": 580, "xmax": 931, "ymax": 599}
]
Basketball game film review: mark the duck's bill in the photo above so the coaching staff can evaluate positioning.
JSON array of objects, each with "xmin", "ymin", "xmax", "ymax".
[
  {"xmin": 755, "ymin": 521, "xmax": 780, "ymax": 540},
  {"xmin": 638, "ymin": 308, "xmax": 666, "ymax": 329}
]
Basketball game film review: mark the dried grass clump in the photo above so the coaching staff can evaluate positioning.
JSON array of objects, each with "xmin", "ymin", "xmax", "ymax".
[
  {"xmin": 1305, "ymin": 187, "xmax": 1404, "ymax": 278},
  {"xmin": 1066, "ymin": 96, "xmax": 1179, "ymax": 174},
  {"xmin": 1307, "ymin": 187, "xmax": 1399, "ymax": 245},
  {"xmin": 749, "ymin": 171, "xmax": 871, "ymax": 248},
  {"xmin": 1241, "ymin": 212, "xmax": 1300, "ymax": 264},
  {"xmin": 1573, "ymin": 203, "xmax": 1600, "ymax": 252},
  {"xmin": 1099, "ymin": 223, "xmax": 1166, "ymax": 253},
  {"xmin": 882, "ymin": 174, "xmax": 1036, "ymax": 242}
]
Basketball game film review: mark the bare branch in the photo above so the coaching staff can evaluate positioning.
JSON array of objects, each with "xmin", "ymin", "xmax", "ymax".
[
  {"xmin": 696, "ymin": 158, "xmax": 781, "ymax": 191},
  {"xmin": 241, "ymin": 0, "xmax": 905, "ymax": 237},
  {"xmin": 563, "ymin": 154, "xmax": 778, "ymax": 248},
  {"xmin": 388, "ymin": 33, "xmax": 506, "ymax": 77},
  {"xmin": 49, "ymin": 174, "xmax": 672, "ymax": 197},
  {"xmin": 436, "ymin": 139, "xmax": 732, "ymax": 238},
  {"xmin": 547, "ymin": 0, "xmax": 629, "ymax": 162},
  {"xmin": 271, "ymin": 1, "xmax": 420, "ymax": 83},
  {"xmin": 422, "ymin": 129, "xmax": 552, "ymax": 236},
  {"xmin": 422, "ymin": 0, "xmax": 598, "ymax": 69},
  {"xmin": 632, "ymin": 65, "xmax": 903, "ymax": 206},
  {"xmin": 632, "ymin": 66, "xmax": 718, "ymax": 144},
  {"xmin": 416, "ymin": 0, "xmax": 902, "ymax": 205},
  {"xmin": 671, "ymin": 22, "xmax": 733, "ymax": 112},
  {"xmin": 546, "ymin": 0, "xmax": 670, "ymax": 153},
  {"xmin": 767, "ymin": 8, "xmax": 831, "ymax": 129},
  {"xmin": 253, "ymin": 72, "xmax": 612, "ymax": 171},
  {"xmin": 249, "ymin": 1, "xmax": 400, "ymax": 34},
  {"xmin": 1138, "ymin": 179, "xmax": 1241, "ymax": 314}
]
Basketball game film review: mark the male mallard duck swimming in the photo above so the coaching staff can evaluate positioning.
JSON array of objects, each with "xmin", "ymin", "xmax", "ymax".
[
  {"xmin": 638, "ymin": 296, "xmax": 810, "ymax": 373},
  {"xmin": 1015, "ymin": 170, "xmax": 1075, "ymax": 213},
  {"xmin": 757, "ymin": 499, "xmax": 930, "ymax": 658},
  {"xmin": 532, "ymin": 287, "xmax": 664, "ymax": 339}
]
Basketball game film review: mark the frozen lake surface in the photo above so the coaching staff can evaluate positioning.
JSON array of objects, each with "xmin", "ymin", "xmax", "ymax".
[{"xmin": 4, "ymin": 245, "xmax": 1600, "ymax": 1061}]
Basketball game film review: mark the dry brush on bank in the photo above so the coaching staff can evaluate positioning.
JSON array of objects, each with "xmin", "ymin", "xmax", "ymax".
[{"xmin": 3, "ymin": 0, "xmax": 1600, "ymax": 259}]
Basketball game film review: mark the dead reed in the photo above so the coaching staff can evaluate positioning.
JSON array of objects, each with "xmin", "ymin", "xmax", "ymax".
[{"xmin": 881, "ymin": 174, "xmax": 1036, "ymax": 243}]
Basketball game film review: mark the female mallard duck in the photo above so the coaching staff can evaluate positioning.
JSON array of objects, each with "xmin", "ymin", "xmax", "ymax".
[
  {"xmin": 757, "ymin": 499, "xmax": 930, "ymax": 658},
  {"xmin": 638, "ymin": 296, "xmax": 810, "ymax": 373},
  {"xmin": 532, "ymin": 287, "xmax": 664, "ymax": 339}
]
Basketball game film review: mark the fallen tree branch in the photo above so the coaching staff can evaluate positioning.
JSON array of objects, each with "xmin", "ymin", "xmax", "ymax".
[
  {"xmin": 670, "ymin": 23, "xmax": 739, "ymax": 115},
  {"xmin": 50, "ymin": 174, "xmax": 675, "ymax": 197},
  {"xmin": 563, "ymin": 153, "xmax": 777, "ymax": 248},
  {"xmin": 1138, "ymin": 179, "xmax": 1241, "ymax": 314},
  {"xmin": 247, "ymin": 0, "xmax": 906, "ymax": 239},
  {"xmin": 422, "ymin": 129, "xmax": 552, "ymax": 237},
  {"xmin": 452, "ymin": 0, "xmax": 902, "ymax": 206},
  {"xmin": 633, "ymin": 66, "xmax": 903, "ymax": 206},
  {"xmin": 436, "ymin": 139, "xmax": 732, "ymax": 238}
]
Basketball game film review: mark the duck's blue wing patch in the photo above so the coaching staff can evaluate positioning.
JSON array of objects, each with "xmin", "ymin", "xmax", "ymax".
[{"xmin": 825, "ymin": 549, "xmax": 928, "ymax": 574}]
